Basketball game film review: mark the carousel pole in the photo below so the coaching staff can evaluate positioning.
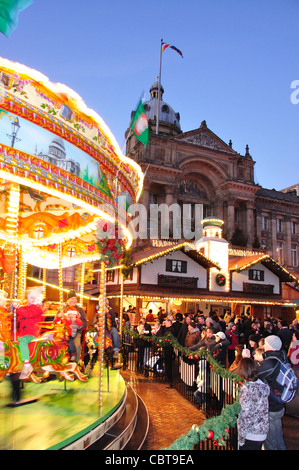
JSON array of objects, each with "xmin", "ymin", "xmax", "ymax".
[
  {"xmin": 119, "ymin": 270, "xmax": 124, "ymax": 342},
  {"xmin": 17, "ymin": 245, "xmax": 23, "ymax": 301},
  {"xmin": 79, "ymin": 262, "xmax": 85, "ymax": 307},
  {"xmin": 98, "ymin": 261, "xmax": 106, "ymax": 408},
  {"xmin": 18, "ymin": 247, "xmax": 27, "ymax": 304},
  {"xmin": 42, "ymin": 268, "xmax": 47, "ymax": 299},
  {"xmin": 5, "ymin": 183, "xmax": 20, "ymax": 341},
  {"xmin": 58, "ymin": 242, "xmax": 63, "ymax": 308}
]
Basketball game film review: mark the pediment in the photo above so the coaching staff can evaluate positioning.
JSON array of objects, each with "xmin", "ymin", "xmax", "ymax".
[{"xmin": 175, "ymin": 126, "xmax": 235, "ymax": 154}]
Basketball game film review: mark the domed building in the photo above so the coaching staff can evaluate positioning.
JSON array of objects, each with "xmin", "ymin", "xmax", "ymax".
[
  {"xmin": 116, "ymin": 81, "xmax": 299, "ymax": 321},
  {"xmin": 143, "ymin": 81, "xmax": 181, "ymax": 134},
  {"xmin": 126, "ymin": 82, "xmax": 299, "ymax": 280}
]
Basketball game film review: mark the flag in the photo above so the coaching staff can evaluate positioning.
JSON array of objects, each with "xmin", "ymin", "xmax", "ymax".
[
  {"xmin": 0, "ymin": 0, "xmax": 33, "ymax": 37},
  {"xmin": 130, "ymin": 100, "xmax": 149, "ymax": 145},
  {"xmin": 162, "ymin": 42, "xmax": 183, "ymax": 58}
]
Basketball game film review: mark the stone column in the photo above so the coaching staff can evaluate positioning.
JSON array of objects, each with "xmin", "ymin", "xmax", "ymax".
[
  {"xmin": 271, "ymin": 213, "xmax": 277, "ymax": 260},
  {"xmin": 255, "ymin": 208, "xmax": 262, "ymax": 245},
  {"xmin": 164, "ymin": 185, "xmax": 176, "ymax": 239},
  {"xmin": 226, "ymin": 200, "xmax": 235, "ymax": 241},
  {"xmin": 284, "ymin": 217, "xmax": 292, "ymax": 267},
  {"xmin": 246, "ymin": 201, "xmax": 255, "ymax": 246}
]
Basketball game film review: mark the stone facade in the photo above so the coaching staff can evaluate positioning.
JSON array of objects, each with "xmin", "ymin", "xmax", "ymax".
[{"xmin": 126, "ymin": 82, "xmax": 299, "ymax": 276}]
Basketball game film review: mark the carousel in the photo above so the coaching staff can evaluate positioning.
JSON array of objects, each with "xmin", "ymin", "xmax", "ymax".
[{"xmin": 0, "ymin": 57, "xmax": 143, "ymax": 450}]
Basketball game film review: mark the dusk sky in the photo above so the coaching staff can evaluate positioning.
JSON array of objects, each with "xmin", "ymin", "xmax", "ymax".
[{"xmin": 1, "ymin": 0, "xmax": 299, "ymax": 191}]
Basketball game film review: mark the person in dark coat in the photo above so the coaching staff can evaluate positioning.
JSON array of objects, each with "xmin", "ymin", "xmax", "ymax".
[
  {"xmin": 163, "ymin": 318, "xmax": 176, "ymax": 386},
  {"xmin": 212, "ymin": 331, "xmax": 230, "ymax": 367},
  {"xmin": 172, "ymin": 312, "xmax": 183, "ymax": 337},
  {"xmin": 277, "ymin": 321, "xmax": 293, "ymax": 353},
  {"xmin": 177, "ymin": 315, "xmax": 192, "ymax": 346},
  {"xmin": 257, "ymin": 335, "xmax": 287, "ymax": 450}
]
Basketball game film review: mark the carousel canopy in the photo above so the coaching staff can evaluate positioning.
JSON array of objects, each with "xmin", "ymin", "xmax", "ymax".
[{"xmin": 0, "ymin": 58, "xmax": 144, "ymax": 269}]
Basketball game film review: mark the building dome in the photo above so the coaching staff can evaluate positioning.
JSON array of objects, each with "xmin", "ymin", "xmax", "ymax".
[
  {"xmin": 143, "ymin": 81, "xmax": 181, "ymax": 132},
  {"xmin": 49, "ymin": 137, "xmax": 66, "ymax": 159}
]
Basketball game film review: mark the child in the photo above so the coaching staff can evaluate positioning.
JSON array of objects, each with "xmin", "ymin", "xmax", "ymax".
[
  {"xmin": 237, "ymin": 357, "xmax": 270, "ymax": 450},
  {"xmin": 56, "ymin": 305, "xmax": 83, "ymax": 361},
  {"xmin": 253, "ymin": 347, "xmax": 264, "ymax": 363},
  {"xmin": 17, "ymin": 286, "xmax": 43, "ymax": 379},
  {"xmin": 194, "ymin": 359, "xmax": 207, "ymax": 406}
]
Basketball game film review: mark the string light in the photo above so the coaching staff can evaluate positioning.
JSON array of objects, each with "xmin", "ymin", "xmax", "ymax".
[
  {"xmin": 134, "ymin": 241, "xmax": 220, "ymax": 268},
  {"xmin": 107, "ymin": 293, "xmax": 296, "ymax": 307}
]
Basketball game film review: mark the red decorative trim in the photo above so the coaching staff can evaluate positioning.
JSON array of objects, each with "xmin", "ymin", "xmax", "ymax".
[{"xmin": 1, "ymin": 99, "xmax": 137, "ymax": 201}]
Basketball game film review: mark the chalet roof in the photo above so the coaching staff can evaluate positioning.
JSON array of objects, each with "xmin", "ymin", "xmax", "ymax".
[
  {"xmin": 132, "ymin": 242, "xmax": 220, "ymax": 270},
  {"xmin": 229, "ymin": 254, "xmax": 298, "ymax": 283}
]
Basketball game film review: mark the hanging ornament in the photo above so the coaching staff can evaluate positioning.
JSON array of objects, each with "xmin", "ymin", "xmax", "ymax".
[
  {"xmin": 95, "ymin": 222, "xmax": 125, "ymax": 268},
  {"xmin": 216, "ymin": 273, "xmax": 226, "ymax": 286}
]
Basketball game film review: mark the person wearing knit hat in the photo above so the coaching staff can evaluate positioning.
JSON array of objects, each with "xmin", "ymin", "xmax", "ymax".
[
  {"xmin": 258, "ymin": 334, "xmax": 287, "ymax": 450},
  {"xmin": 67, "ymin": 289, "xmax": 77, "ymax": 300},
  {"xmin": 264, "ymin": 335, "xmax": 282, "ymax": 352}
]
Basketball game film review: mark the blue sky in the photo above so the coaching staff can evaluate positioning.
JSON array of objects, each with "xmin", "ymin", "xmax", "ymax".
[{"xmin": 1, "ymin": 0, "xmax": 299, "ymax": 191}]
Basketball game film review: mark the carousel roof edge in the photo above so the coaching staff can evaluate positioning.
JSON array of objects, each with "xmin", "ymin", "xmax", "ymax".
[{"xmin": 0, "ymin": 57, "xmax": 144, "ymax": 200}]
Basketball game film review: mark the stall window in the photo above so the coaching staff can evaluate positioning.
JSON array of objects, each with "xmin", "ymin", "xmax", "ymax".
[
  {"xmin": 248, "ymin": 269, "xmax": 264, "ymax": 281},
  {"xmin": 166, "ymin": 259, "xmax": 187, "ymax": 273}
]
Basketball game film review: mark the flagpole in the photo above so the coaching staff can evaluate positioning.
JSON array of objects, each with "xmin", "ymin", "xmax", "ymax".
[{"xmin": 156, "ymin": 38, "xmax": 163, "ymax": 135}]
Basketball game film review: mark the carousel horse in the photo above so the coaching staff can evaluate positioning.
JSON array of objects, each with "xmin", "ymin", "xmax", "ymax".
[{"xmin": 0, "ymin": 310, "xmax": 88, "ymax": 383}]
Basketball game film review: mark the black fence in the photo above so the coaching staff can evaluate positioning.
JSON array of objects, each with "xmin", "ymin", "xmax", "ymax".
[{"xmin": 121, "ymin": 332, "xmax": 239, "ymax": 450}]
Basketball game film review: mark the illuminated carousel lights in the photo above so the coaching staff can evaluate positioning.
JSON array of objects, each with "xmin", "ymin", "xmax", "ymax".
[
  {"xmin": 31, "ymin": 220, "xmax": 99, "ymax": 247},
  {"xmin": 0, "ymin": 170, "xmax": 134, "ymax": 249},
  {"xmin": 0, "ymin": 151, "xmax": 117, "ymax": 210},
  {"xmin": 0, "ymin": 58, "xmax": 144, "ymax": 200}
]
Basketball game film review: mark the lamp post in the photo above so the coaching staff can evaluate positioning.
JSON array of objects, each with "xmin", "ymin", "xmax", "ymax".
[{"xmin": 7, "ymin": 117, "xmax": 21, "ymax": 148}]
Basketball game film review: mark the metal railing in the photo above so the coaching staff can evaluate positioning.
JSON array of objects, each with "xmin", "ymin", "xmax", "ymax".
[{"xmin": 121, "ymin": 331, "xmax": 240, "ymax": 450}]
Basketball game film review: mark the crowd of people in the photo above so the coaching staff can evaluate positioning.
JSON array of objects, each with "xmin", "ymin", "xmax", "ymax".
[
  {"xmin": 13, "ymin": 290, "xmax": 299, "ymax": 450},
  {"xmin": 124, "ymin": 306, "xmax": 299, "ymax": 450}
]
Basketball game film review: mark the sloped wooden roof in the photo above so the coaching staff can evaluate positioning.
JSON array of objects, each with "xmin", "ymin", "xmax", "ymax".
[
  {"xmin": 229, "ymin": 254, "xmax": 298, "ymax": 283},
  {"xmin": 132, "ymin": 242, "xmax": 220, "ymax": 269}
]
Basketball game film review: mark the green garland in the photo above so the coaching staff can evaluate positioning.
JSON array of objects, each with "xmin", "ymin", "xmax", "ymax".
[{"xmin": 125, "ymin": 329, "xmax": 242, "ymax": 449}]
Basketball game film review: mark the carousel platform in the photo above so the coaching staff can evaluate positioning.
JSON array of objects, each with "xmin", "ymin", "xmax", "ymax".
[{"xmin": 0, "ymin": 365, "xmax": 149, "ymax": 450}]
